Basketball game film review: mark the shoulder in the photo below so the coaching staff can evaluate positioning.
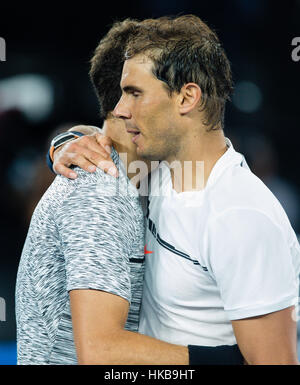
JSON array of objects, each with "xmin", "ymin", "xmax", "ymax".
[
  {"xmin": 207, "ymin": 206, "xmax": 282, "ymax": 237},
  {"xmin": 53, "ymin": 149, "xmax": 142, "ymax": 230},
  {"xmin": 208, "ymin": 163, "xmax": 291, "ymax": 229},
  {"xmin": 204, "ymin": 167, "xmax": 296, "ymax": 257},
  {"xmin": 50, "ymin": 147, "xmax": 133, "ymax": 206},
  {"xmin": 203, "ymin": 206, "xmax": 294, "ymax": 276}
]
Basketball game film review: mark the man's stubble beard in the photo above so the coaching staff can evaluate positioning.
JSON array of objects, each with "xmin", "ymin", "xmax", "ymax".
[{"xmin": 137, "ymin": 131, "xmax": 183, "ymax": 163}]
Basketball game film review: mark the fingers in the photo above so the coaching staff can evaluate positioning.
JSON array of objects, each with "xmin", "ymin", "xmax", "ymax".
[
  {"xmin": 98, "ymin": 160, "xmax": 119, "ymax": 177},
  {"xmin": 72, "ymin": 134, "xmax": 118, "ymax": 177},
  {"xmin": 95, "ymin": 133, "xmax": 113, "ymax": 154},
  {"xmin": 75, "ymin": 135, "xmax": 111, "ymax": 160},
  {"xmin": 53, "ymin": 162, "xmax": 78, "ymax": 179},
  {"xmin": 55, "ymin": 152, "xmax": 97, "ymax": 173},
  {"xmin": 52, "ymin": 133, "xmax": 118, "ymax": 179},
  {"xmin": 70, "ymin": 140, "xmax": 118, "ymax": 176},
  {"xmin": 54, "ymin": 152, "xmax": 118, "ymax": 178}
]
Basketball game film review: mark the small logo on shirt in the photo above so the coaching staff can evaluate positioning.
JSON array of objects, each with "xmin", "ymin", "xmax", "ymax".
[{"xmin": 144, "ymin": 244, "xmax": 153, "ymax": 255}]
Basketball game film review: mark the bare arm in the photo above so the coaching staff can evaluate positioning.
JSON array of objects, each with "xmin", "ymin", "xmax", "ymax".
[
  {"xmin": 70, "ymin": 289, "xmax": 188, "ymax": 365},
  {"xmin": 232, "ymin": 306, "xmax": 299, "ymax": 365},
  {"xmin": 52, "ymin": 125, "xmax": 117, "ymax": 179}
]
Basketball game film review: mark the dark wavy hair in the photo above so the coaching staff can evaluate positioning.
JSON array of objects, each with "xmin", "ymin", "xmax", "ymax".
[
  {"xmin": 89, "ymin": 18, "xmax": 140, "ymax": 119},
  {"xmin": 125, "ymin": 15, "xmax": 234, "ymax": 130}
]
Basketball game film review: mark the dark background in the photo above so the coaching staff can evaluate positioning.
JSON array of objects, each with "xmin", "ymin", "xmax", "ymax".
[{"xmin": 0, "ymin": 0, "xmax": 299, "ymax": 363}]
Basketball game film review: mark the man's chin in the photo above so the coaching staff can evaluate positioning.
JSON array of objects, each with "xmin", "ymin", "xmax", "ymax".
[
  {"xmin": 138, "ymin": 152, "xmax": 160, "ymax": 162},
  {"xmin": 135, "ymin": 143, "xmax": 161, "ymax": 161}
]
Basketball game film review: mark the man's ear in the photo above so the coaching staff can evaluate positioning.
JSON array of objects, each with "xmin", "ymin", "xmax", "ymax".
[{"xmin": 177, "ymin": 83, "xmax": 202, "ymax": 115}]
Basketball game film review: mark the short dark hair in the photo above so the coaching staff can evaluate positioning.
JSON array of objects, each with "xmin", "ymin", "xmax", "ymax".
[
  {"xmin": 89, "ymin": 18, "xmax": 140, "ymax": 119},
  {"xmin": 125, "ymin": 15, "xmax": 234, "ymax": 130}
]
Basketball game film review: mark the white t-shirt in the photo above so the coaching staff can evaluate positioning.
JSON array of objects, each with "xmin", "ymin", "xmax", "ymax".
[{"xmin": 139, "ymin": 138, "xmax": 300, "ymax": 346}]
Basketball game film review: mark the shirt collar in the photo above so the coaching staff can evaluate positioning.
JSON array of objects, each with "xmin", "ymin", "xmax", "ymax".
[
  {"xmin": 153, "ymin": 137, "xmax": 245, "ymax": 195},
  {"xmin": 205, "ymin": 138, "xmax": 245, "ymax": 189}
]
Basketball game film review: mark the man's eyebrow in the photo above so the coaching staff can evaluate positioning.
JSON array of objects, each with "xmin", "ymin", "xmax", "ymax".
[{"xmin": 122, "ymin": 85, "xmax": 143, "ymax": 93}]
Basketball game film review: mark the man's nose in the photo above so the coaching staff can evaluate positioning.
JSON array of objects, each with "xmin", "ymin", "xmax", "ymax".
[{"xmin": 113, "ymin": 98, "xmax": 131, "ymax": 120}]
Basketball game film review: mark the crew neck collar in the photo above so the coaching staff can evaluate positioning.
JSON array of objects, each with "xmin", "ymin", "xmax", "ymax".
[{"xmin": 155, "ymin": 138, "xmax": 244, "ymax": 196}]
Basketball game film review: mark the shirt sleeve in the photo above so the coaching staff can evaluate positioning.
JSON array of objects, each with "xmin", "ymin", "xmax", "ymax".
[
  {"xmin": 55, "ymin": 180, "xmax": 132, "ymax": 304},
  {"xmin": 204, "ymin": 208, "xmax": 299, "ymax": 320}
]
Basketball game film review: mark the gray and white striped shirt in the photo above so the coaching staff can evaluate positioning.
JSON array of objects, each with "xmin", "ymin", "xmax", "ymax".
[{"xmin": 15, "ymin": 148, "xmax": 145, "ymax": 364}]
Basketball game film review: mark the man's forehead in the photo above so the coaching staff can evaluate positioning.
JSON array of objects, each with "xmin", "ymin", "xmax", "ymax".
[{"xmin": 121, "ymin": 54, "xmax": 153, "ymax": 82}]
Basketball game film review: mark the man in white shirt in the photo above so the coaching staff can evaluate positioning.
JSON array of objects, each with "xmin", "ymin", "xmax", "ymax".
[
  {"xmin": 50, "ymin": 15, "xmax": 300, "ymax": 364},
  {"xmin": 138, "ymin": 138, "xmax": 300, "ymax": 351}
]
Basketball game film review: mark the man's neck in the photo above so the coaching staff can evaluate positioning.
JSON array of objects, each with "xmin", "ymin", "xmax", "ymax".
[{"xmin": 166, "ymin": 129, "xmax": 227, "ymax": 193}]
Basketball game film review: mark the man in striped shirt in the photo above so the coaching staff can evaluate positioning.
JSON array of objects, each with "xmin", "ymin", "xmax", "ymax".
[{"xmin": 16, "ymin": 19, "xmax": 188, "ymax": 365}]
